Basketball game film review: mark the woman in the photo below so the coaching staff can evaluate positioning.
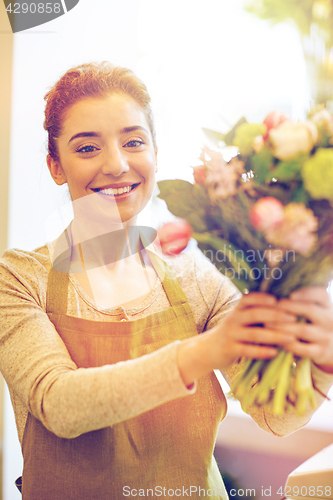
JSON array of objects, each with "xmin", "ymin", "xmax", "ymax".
[{"xmin": 0, "ymin": 62, "xmax": 333, "ymax": 500}]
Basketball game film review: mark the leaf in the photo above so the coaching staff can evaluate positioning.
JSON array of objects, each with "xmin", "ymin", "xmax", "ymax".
[
  {"xmin": 157, "ymin": 180, "xmax": 208, "ymax": 232},
  {"xmin": 193, "ymin": 232, "xmax": 254, "ymax": 278},
  {"xmin": 223, "ymin": 117, "xmax": 248, "ymax": 146},
  {"xmin": 202, "ymin": 128, "xmax": 225, "ymax": 146},
  {"xmin": 267, "ymin": 157, "xmax": 303, "ymax": 182},
  {"xmin": 250, "ymin": 148, "xmax": 274, "ymax": 184},
  {"xmin": 291, "ymin": 184, "xmax": 310, "ymax": 205}
]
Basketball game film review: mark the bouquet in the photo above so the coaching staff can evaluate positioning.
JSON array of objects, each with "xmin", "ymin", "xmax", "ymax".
[{"xmin": 157, "ymin": 107, "xmax": 333, "ymax": 416}]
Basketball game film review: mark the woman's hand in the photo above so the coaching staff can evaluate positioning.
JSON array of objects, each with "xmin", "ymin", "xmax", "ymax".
[
  {"xmin": 207, "ymin": 292, "xmax": 297, "ymax": 368},
  {"xmin": 277, "ymin": 287, "xmax": 333, "ymax": 374},
  {"xmin": 177, "ymin": 292, "xmax": 297, "ymax": 387}
]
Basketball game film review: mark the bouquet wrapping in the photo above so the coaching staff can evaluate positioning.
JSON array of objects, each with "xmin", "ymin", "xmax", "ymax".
[{"xmin": 157, "ymin": 107, "xmax": 333, "ymax": 416}]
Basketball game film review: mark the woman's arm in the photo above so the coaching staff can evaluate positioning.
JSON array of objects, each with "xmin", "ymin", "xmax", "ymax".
[
  {"xmin": 177, "ymin": 292, "xmax": 296, "ymax": 387},
  {"xmin": 0, "ymin": 250, "xmax": 195, "ymax": 439}
]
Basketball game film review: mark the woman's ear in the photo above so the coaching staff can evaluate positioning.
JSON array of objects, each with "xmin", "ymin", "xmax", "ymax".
[{"xmin": 47, "ymin": 155, "xmax": 67, "ymax": 185}]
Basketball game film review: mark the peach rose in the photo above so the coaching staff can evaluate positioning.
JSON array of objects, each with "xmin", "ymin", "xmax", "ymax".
[{"xmin": 269, "ymin": 121, "xmax": 318, "ymax": 161}]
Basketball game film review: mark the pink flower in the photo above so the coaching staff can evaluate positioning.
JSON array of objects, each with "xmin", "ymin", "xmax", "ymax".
[
  {"xmin": 192, "ymin": 165, "xmax": 207, "ymax": 185},
  {"xmin": 206, "ymin": 164, "xmax": 239, "ymax": 201},
  {"xmin": 265, "ymin": 203, "xmax": 318, "ymax": 256},
  {"xmin": 199, "ymin": 146, "xmax": 226, "ymax": 170},
  {"xmin": 263, "ymin": 111, "xmax": 289, "ymax": 141},
  {"xmin": 249, "ymin": 197, "xmax": 284, "ymax": 232},
  {"xmin": 199, "ymin": 147, "xmax": 246, "ymax": 201},
  {"xmin": 157, "ymin": 219, "xmax": 193, "ymax": 255}
]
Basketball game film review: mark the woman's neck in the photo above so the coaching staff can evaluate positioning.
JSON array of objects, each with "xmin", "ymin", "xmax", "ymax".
[{"xmin": 71, "ymin": 222, "xmax": 142, "ymax": 270}]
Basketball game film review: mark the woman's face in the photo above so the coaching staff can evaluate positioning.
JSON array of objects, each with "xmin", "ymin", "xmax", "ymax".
[{"xmin": 47, "ymin": 92, "xmax": 157, "ymax": 224}]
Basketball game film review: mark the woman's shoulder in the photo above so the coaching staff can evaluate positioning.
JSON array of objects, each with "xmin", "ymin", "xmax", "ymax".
[
  {"xmin": 1, "ymin": 244, "xmax": 51, "ymax": 267},
  {"xmin": 0, "ymin": 244, "xmax": 52, "ymax": 284}
]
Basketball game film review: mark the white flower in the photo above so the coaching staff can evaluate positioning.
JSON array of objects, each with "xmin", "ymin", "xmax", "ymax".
[{"xmin": 269, "ymin": 121, "xmax": 318, "ymax": 160}]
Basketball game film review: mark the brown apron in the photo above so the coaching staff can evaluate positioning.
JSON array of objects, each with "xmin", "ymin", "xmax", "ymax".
[{"xmin": 21, "ymin": 252, "xmax": 228, "ymax": 499}]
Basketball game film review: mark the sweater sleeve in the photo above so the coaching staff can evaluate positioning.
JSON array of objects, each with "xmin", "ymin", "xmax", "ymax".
[{"xmin": 0, "ymin": 249, "xmax": 195, "ymax": 439}]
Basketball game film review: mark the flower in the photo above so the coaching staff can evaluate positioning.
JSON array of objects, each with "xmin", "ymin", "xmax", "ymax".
[
  {"xmin": 263, "ymin": 111, "xmax": 289, "ymax": 141},
  {"xmin": 249, "ymin": 197, "xmax": 284, "ymax": 232},
  {"xmin": 206, "ymin": 158, "xmax": 246, "ymax": 201},
  {"xmin": 192, "ymin": 165, "xmax": 207, "ymax": 185},
  {"xmin": 310, "ymin": 107, "xmax": 333, "ymax": 145},
  {"xmin": 269, "ymin": 121, "xmax": 318, "ymax": 160},
  {"xmin": 310, "ymin": 108, "xmax": 333, "ymax": 131},
  {"xmin": 199, "ymin": 146, "xmax": 226, "ymax": 170},
  {"xmin": 157, "ymin": 219, "xmax": 193, "ymax": 255},
  {"xmin": 265, "ymin": 203, "xmax": 318, "ymax": 256},
  {"xmin": 158, "ymin": 105, "xmax": 333, "ymax": 418},
  {"xmin": 233, "ymin": 123, "xmax": 266, "ymax": 156},
  {"xmin": 302, "ymin": 148, "xmax": 333, "ymax": 201},
  {"xmin": 199, "ymin": 147, "xmax": 246, "ymax": 201}
]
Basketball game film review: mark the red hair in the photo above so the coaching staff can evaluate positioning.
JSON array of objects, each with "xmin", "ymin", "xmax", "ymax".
[{"xmin": 44, "ymin": 62, "xmax": 157, "ymax": 161}]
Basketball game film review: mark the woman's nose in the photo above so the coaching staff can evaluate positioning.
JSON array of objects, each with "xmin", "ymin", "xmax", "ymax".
[{"xmin": 101, "ymin": 147, "xmax": 129, "ymax": 177}]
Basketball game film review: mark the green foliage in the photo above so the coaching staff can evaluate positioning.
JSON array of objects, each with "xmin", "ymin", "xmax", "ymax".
[
  {"xmin": 158, "ymin": 180, "xmax": 209, "ymax": 232},
  {"xmin": 302, "ymin": 148, "xmax": 333, "ymax": 201},
  {"xmin": 245, "ymin": 0, "xmax": 314, "ymax": 36},
  {"xmin": 193, "ymin": 232, "xmax": 257, "ymax": 293},
  {"xmin": 249, "ymin": 148, "xmax": 274, "ymax": 184},
  {"xmin": 266, "ymin": 156, "xmax": 303, "ymax": 182},
  {"xmin": 223, "ymin": 117, "xmax": 247, "ymax": 146},
  {"xmin": 202, "ymin": 118, "xmax": 247, "ymax": 147},
  {"xmin": 291, "ymin": 184, "xmax": 310, "ymax": 204},
  {"xmin": 233, "ymin": 123, "xmax": 266, "ymax": 156},
  {"xmin": 202, "ymin": 128, "xmax": 225, "ymax": 146},
  {"xmin": 245, "ymin": 0, "xmax": 333, "ymax": 51}
]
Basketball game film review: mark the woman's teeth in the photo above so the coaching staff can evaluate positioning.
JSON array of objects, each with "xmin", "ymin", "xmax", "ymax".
[{"xmin": 97, "ymin": 185, "xmax": 134, "ymax": 196}]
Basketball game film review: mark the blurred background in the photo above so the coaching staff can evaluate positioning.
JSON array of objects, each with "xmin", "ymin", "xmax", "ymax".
[{"xmin": 1, "ymin": 1, "xmax": 333, "ymax": 499}]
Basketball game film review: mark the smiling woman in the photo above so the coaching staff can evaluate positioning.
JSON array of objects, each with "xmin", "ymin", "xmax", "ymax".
[
  {"xmin": 0, "ymin": 62, "xmax": 332, "ymax": 500},
  {"xmin": 47, "ymin": 93, "xmax": 157, "ymax": 223}
]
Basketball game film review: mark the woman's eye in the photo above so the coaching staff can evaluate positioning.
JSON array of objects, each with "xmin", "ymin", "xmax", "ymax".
[
  {"xmin": 124, "ymin": 140, "xmax": 144, "ymax": 148},
  {"xmin": 77, "ymin": 145, "xmax": 99, "ymax": 153}
]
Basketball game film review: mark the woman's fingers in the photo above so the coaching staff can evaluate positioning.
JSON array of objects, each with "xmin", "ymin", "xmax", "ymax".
[
  {"xmin": 234, "ymin": 343, "xmax": 279, "ymax": 360},
  {"xmin": 239, "ymin": 307, "xmax": 297, "ymax": 326},
  {"xmin": 278, "ymin": 298, "xmax": 333, "ymax": 328},
  {"xmin": 233, "ymin": 326, "xmax": 294, "ymax": 346},
  {"xmin": 283, "ymin": 339, "xmax": 325, "ymax": 360},
  {"xmin": 237, "ymin": 292, "xmax": 277, "ymax": 310},
  {"xmin": 290, "ymin": 286, "xmax": 332, "ymax": 307},
  {"xmin": 280, "ymin": 322, "xmax": 323, "ymax": 341}
]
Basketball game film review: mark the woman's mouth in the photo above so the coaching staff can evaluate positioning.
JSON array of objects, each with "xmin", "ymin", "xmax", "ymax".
[{"xmin": 92, "ymin": 183, "xmax": 140, "ymax": 197}]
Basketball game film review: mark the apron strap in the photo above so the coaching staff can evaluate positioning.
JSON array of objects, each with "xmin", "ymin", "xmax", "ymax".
[
  {"xmin": 146, "ymin": 250, "xmax": 188, "ymax": 307},
  {"xmin": 46, "ymin": 268, "xmax": 69, "ymax": 315}
]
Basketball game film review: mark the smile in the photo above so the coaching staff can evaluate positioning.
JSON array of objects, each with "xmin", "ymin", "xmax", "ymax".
[{"xmin": 92, "ymin": 183, "xmax": 140, "ymax": 196}]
